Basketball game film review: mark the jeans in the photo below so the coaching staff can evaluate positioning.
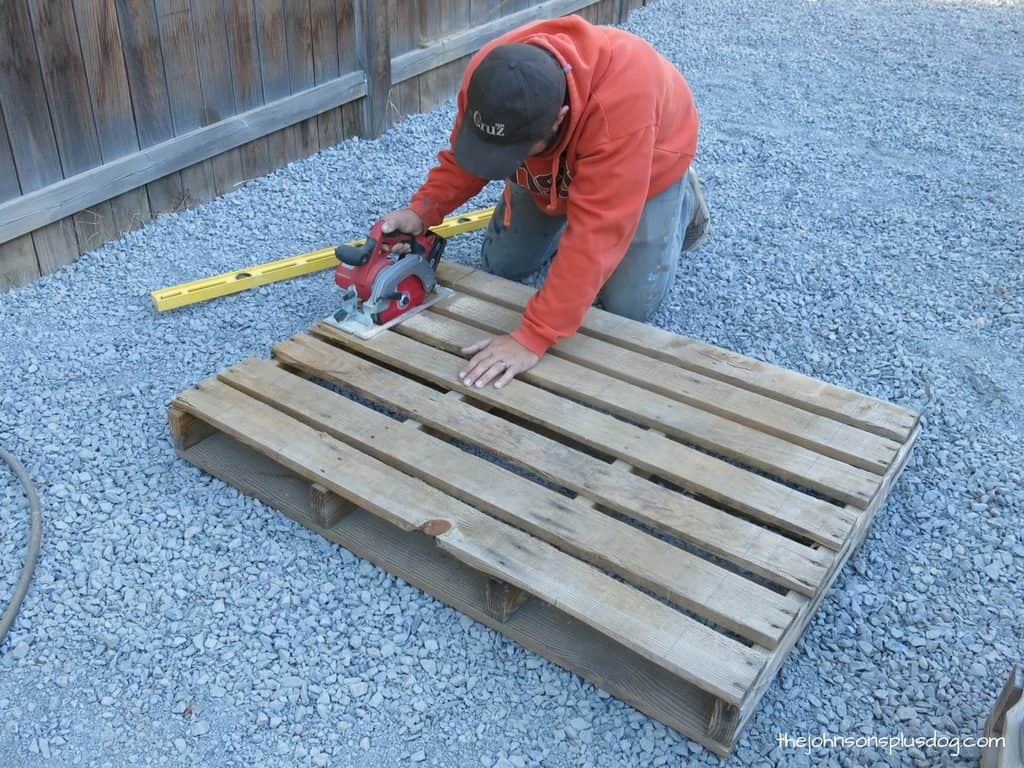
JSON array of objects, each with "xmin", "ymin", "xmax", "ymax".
[{"xmin": 479, "ymin": 172, "xmax": 695, "ymax": 321}]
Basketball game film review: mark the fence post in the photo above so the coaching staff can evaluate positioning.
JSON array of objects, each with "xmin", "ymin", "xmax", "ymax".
[{"xmin": 358, "ymin": 0, "xmax": 392, "ymax": 137}]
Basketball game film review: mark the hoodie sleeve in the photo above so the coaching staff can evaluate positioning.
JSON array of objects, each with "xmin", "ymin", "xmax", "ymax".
[
  {"xmin": 408, "ymin": 88, "xmax": 489, "ymax": 228},
  {"xmin": 511, "ymin": 124, "xmax": 656, "ymax": 356}
]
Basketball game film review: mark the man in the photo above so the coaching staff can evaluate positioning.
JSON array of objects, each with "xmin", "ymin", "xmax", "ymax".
[{"xmin": 380, "ymin": 14, "xmax": 708, "ymax": 389}]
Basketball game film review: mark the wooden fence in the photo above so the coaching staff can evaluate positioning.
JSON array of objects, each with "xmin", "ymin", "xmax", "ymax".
[{"xmin": 0, "ymin": 0, "xmax": 644, "ymax": 290}]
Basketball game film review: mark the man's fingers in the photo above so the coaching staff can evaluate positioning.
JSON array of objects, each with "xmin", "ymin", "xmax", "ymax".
[
  {"xmin": 460, "ymin": 337, "xmax": 493, "ymax": 357},
  {"xmin": 460, "ymin": 350, "xmax": 495, "ymax": 384},
  {"xmin": 472, "ymin": 361, "xmax": 506, "ymax": 389},
  {"xmin": 494, "ymin": 364, "xmax": 518, "ymax": 389}
]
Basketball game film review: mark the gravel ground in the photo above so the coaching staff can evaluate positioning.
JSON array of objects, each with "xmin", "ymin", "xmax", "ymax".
[{"xmin": 1, "ymin": 0, "xmax": 1022, "ymax": 766}]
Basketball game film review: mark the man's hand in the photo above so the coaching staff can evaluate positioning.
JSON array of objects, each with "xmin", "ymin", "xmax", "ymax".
[
  {"xmin": 379, "ymin": 208, "xmax": 424, "ymax": 254},
  {"xmin": 459, "ymin": 335, "xmax": 540, "ymax": 389}
]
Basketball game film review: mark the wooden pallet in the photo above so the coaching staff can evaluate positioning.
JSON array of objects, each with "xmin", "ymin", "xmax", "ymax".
[{"xmin": 168, "ymin": 263, "xmax": 920, "ymax": 756}]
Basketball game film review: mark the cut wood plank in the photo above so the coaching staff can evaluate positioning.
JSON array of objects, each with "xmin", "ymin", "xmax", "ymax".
[
  {"xmin": 436, "ymin": 263, "xmax": 920, "ymax": 442},
  {"xmin": 179, "ymin": 431, "xmax": 738, "ymax": 756},
  {"xmin": 275, "ymin": 332, "xmax": 835, "ymax": 593},
  {"xmin": 220, "ymin": 357, "xmax": 801, "ymax": 648},
  {"xmin": 173, "ymin": 378, "xmax": 767, "ymax": 705},
  {"xmin": 167, "ymin": 406, "xmax": 216, "ymax": 450},
  {"xmin": 432, "ymin": 293, "xmax": 902, "ymax": 473},
  {"xmin": 397, "ymin": 310, "xmax": 883, "ymax": 507}
]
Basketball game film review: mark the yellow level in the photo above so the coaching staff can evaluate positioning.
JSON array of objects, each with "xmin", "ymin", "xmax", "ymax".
[{"xmin": 150, "ymin": 206, "xmax": 495, "ymax": 312}]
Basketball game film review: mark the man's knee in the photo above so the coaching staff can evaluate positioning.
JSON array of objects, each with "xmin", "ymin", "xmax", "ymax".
[
  {"xmin": 598, "ymin": 246, "xmax": 679, "ymax": 321},
  {"xmin": 481, "ymin": 220, "xmax": 535, "ymax": 279},
  {"xmin": 479, "ymin": 193, "xmax": 565, "ymax": 279},
  {"xmin": 597, "ymin": 280, "xmax": 671, "ymax": 322}
]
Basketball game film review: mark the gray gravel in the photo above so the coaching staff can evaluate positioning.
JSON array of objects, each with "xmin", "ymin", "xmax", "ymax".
[{"xmin": 2, "ymin": 0, "xmax": 1022, "ymax": 766}]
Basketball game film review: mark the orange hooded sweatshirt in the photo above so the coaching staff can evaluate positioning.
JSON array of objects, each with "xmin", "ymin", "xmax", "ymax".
[{"xmin": 408, "ymin": 16, "xmax": 699, "ymax": 356}]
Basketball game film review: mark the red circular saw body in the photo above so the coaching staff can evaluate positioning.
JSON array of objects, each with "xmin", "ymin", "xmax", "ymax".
[{"xmin": 376, "ymin": 275, "xmax": 426, "ymax": 324}]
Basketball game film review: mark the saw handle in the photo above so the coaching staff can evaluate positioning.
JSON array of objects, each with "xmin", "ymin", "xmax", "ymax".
[
  {"xmin": 335, "ymin": 239, "xmax": 376, "ymax": 266},
  {"xmin": 336, "ymin": 219, "xmax": 424, "ymax": 267}
]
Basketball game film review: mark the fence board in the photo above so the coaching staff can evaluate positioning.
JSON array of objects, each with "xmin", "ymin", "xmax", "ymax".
[
  {"xmin": 311, "ymin": 0, "xmax": 344, "ymax": 148},
  {"xmin": 0, "ymin": 236, "xmax": 40, "ymax": 290},
  {"xmin": 285, "ymin": 0, "xmax": 318, "ymax": 161},
  {"xmin": 0, "ymin": 0, "xmax": 61, "ymax": 195},
  {"xmin": 418, "ymin": 54, "xmax": 470, "ymax": 112},
  {"xmin": 1, "ymin": 0, "xmax": 623, "ymax": 282},
  {"xmin": 254, "ymin": 0, "xmax": 292, "ymax": 168},
  {"xmin": 389, "ymin": 0, "xmax": 420, "ymax": 121},
  {"xmin": 75, "ymin": 0, "xmax": 152, "ymax": 234},
  {"xmin": 156, "ymin": 0, "xmax": 216, "ymax": 206},
  {"xmin": 32, "ymin": 219, "xmax": 80, "ymax": 276},
  {"xmin": 74, "ymin": 0, "xmax": 139, "ymax": 160},
  {"xmin": 192, "ymin": 0, "xmax": 246, "ymax": 194},
  {"xmin": 336, "ymin": 0, "xmax": 361, "ymax": 137},
  {"xmin": 393, "ymin": 0, "xmax": 595, "ymax": 84},
  {"xmin": 360, "ymin": 0, "xmax": 391, "ymax": 136},
  {"xmin": 225, "ymin": 0, "xmax": 271, "ymax": 180},
  {"xmin": 0, "ymin": 0, "xmax": 80, "ymax": 269},
  {"xmin": 0, "ymin": 72, "xmax": 366, "ymax": 244},
  {"xmin": 470, "ymin": 0, "xmax": 504, "ymax": 25},
  {"xmin": 337, "ymin": 0, "xmax": 358, "ymax": 72},
  {"xmin": 28, "ymin": 0, "xmax": 113, "ymax": 264},
  {"xmin": 28, "ymin": 1, "xmax": 103, "ymax": 175},
  {"xmin": 114, "ymin": 0, "xmax": 181, "ymax": 218},
  {"xmin": 0, "ymin": 108, "xmax": 21, "ymax": 203}
]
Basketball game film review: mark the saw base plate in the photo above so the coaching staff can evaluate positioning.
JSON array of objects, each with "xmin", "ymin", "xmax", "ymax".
[{"xmin": 322, "ymin": 286, "xmax": 454, "ymax": 340}]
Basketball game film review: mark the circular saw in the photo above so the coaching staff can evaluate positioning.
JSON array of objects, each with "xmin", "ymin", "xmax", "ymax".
[{"xmin": 324, "ymin": 221, "xmax": 450, "ymax": 339}]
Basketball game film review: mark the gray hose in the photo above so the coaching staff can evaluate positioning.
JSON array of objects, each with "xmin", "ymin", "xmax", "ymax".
[{"xmin": 0, "ymin": 448, "xmax": 42, "ymax": 646}]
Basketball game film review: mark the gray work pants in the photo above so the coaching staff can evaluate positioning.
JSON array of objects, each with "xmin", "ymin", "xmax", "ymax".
[{"xmin": 480, "ymin": 172, "xmax": 695, "ymax": 321}]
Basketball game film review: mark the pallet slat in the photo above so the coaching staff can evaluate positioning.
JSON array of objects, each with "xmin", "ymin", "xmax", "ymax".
[
  {"xmin": 310, "ymin": 323, "xmax": 863, "ymax": 542},
  {"xmin": 436, "ymin": 263, "xmax": 920, "ymax": 442},
  {"xmin": 432, "ymin": 293, "xmax": 901, "ymax": 472},
  {"xmin": 221, "ymin": 357, "xmax": 801, "ymax": 648},
  {"xmin": 173, "ymin": 379, "xmax": 767, "ymax": 705},
  {"xmin": 276, "ymin": 332, "xmax": 834, "ymax": 595},
  {"xmin": 398, "ymin": 310, "xmax": 883, "ymax": 508}
]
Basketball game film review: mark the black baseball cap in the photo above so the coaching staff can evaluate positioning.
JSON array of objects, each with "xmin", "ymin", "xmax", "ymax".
[{"xmin": 454, "ymin": 43, "xmax": 567, "ymax": 179}]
